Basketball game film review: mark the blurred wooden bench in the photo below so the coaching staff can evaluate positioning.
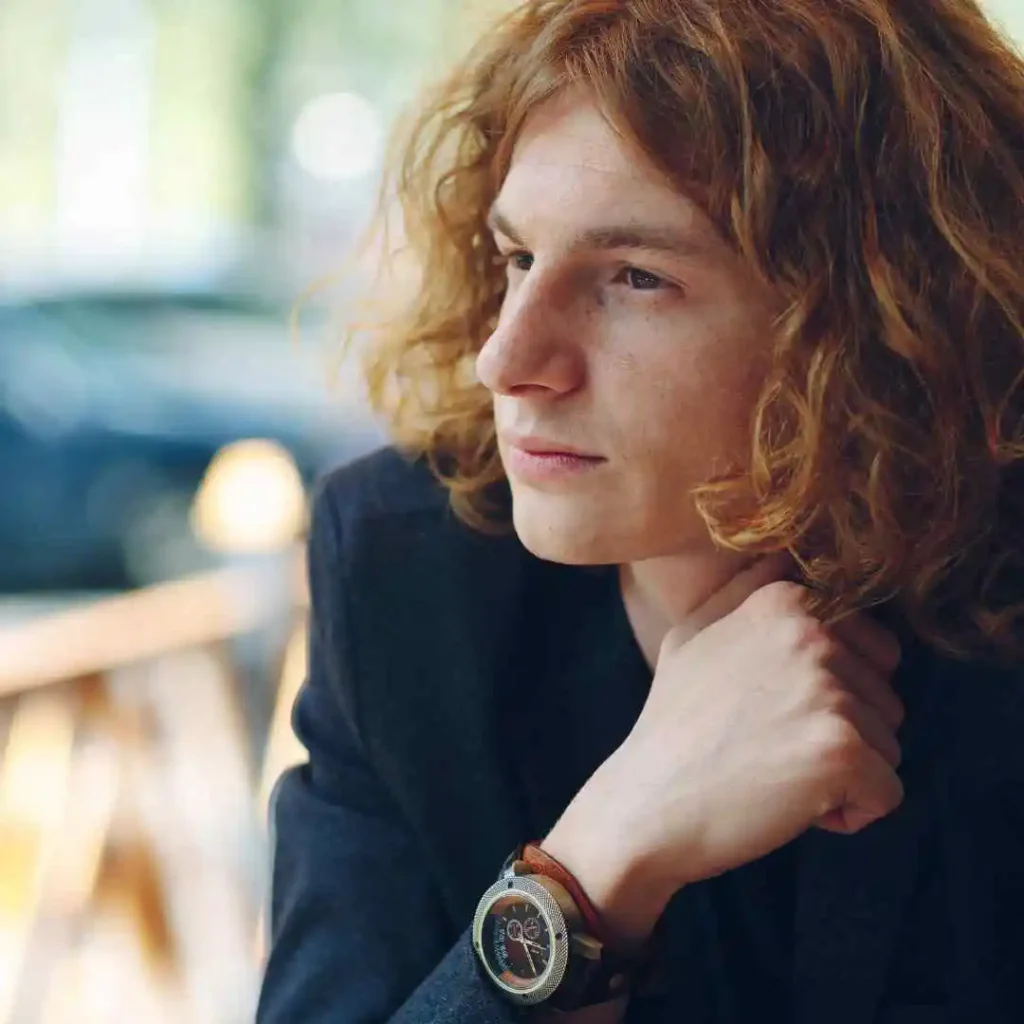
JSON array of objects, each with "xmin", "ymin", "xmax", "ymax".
[{"xmin": 0, "ymin": 551, "xmax": 309, "ymax": 1024}]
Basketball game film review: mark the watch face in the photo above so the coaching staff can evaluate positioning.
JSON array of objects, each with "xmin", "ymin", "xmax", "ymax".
[{"xmin": 479, "ymin": 891, "xmax": 556, "ymax": 992}]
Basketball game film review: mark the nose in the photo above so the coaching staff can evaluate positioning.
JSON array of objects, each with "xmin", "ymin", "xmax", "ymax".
[{"xmin": 475, "ymin": 275, "xmax": 585, "ymax": 398}]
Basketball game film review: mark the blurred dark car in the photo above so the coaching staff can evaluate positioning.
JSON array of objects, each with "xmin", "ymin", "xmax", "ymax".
[{"xmin": 0, "ymin": 288, "xmax": 379, "ymax": 592}]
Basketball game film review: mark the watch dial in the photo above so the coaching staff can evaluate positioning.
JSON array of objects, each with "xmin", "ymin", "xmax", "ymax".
[{"xmin": 480, "ymin": 892, "xmax": 554, "ymax": 990}]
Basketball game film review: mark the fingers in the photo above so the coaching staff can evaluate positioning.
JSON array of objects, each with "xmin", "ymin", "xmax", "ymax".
[
  {"xmin": 840, "ymin": 696, "xmax": 902, "ymax": 768},
  {"xmin": 825, "ymin": 639, "xmax": 905, "ymax": 731},
  {"xmin": 818, "ymin": 744, "xmax": 905, "ymax": 835},
  {"xmin": 831, "ymin": 610, "xmax": 901, "ymax": 676},
  {"xmin": 814, "ymin": 617, "xmax": 904, "ymax": 837}
]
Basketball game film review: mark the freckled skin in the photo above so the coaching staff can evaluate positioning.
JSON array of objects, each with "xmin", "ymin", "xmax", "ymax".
[{"xmin": 476, "ymin": 89, "xmax": 779, "ymax": 567}]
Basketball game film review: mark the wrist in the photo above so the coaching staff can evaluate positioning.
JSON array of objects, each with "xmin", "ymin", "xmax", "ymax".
[{"xmin": 539, "ymin": 815, "xmax": 675, "ymax": 953}]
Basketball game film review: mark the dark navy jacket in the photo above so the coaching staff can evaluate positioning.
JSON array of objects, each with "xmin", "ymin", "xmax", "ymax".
[{"xmin": 257, "ymin": 447, "xmax": 1024, "ymax": 1023}]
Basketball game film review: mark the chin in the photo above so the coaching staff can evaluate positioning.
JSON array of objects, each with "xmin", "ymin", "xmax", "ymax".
[
  {"xmin": 508, "ymin": 484, "xmax": 715, "ymax": 566},
  {"xmin": 510, "ymin": 492, "xmax": 630, "ymax": 566}
]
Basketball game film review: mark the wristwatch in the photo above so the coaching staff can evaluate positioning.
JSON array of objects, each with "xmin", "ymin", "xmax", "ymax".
[{"xmin": 471, "ymin": 841, "xmax": 650, "ymax": 1012}]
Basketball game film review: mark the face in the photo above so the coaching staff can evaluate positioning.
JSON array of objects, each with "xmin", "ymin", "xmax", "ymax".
[{"xmin": 475, "ymin": 90, "xmax": 778, "ymax": 566}]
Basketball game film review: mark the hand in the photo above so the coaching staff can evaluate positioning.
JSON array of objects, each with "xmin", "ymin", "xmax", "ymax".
[{"xmin": 542, "ymin": 559, "xmax": 904, "ymax": 944}]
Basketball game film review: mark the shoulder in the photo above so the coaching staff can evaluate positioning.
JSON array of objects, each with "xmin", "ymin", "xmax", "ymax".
[
  {"xmin": 310, "ymin": 444, "xmax": 522, "ymax": 572},
  {"xmin": 306, "ymin": 443, "xmax": 531, "ymax": 691},
  {"xmin": 305, "ymin": 448, "xmax": 541, "ymax": 819},
  {"xmin": 308, "ymin": 443, "xmax": 496, "ymax": 586},
  {"xmin": 311, "ymin": 445, "xmax": 449, "ymax": 538},
  {"xmin": 307, "ymin": 445, "xmax": 482, "ymax": 575}
]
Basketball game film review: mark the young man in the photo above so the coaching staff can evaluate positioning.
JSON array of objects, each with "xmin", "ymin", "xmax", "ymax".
[{"xmin": 257, "ymin": 1, "xmax": 1024, "ymax": 1021}]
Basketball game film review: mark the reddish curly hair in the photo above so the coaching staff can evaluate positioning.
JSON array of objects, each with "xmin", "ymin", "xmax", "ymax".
[{"xmin": 351, "ymin": 0, "xmax": 1024, "ymax": 663}]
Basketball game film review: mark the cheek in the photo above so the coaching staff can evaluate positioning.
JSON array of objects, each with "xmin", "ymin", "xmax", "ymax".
[{"xmin": 607, "ymin": 337, "xmax": 765, "ymax": 467}]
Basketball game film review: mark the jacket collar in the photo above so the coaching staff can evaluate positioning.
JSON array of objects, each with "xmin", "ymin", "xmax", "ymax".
[{"xmin": 503, "ymin": 559, "xmax": 650, "ymax": 841}]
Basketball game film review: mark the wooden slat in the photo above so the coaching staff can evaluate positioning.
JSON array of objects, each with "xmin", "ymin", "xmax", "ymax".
[
  {"xmin": 259, "ymin": 619, "xmax": 309, "ymax": 817},
  {"xmin": 0, "ymin": 550, "xmax": 307, "ymax": 697}
]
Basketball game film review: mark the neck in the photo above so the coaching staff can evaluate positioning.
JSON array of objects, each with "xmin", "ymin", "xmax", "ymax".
[{"xmin": 619, "ymin": 549, "xmax": 752, "ymax": 668}]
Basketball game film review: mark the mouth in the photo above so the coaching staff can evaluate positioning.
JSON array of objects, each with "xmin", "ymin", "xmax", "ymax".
[
  {"xmin": 502, "ymin": 436, "xmax": 606, "ymax": 482},
  {"xmin": 505, "ymin": 435, "xmax": 602, "ymax": 459}
]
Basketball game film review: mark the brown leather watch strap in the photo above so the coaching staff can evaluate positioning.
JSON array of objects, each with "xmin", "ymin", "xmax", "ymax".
[
  {"xmin": 497, "ymin": 841, "xmax": 667, "ymax": 1011},
  {"xmin": 520, "ymin": 841, "xmax": 612, "ymax": 946}
]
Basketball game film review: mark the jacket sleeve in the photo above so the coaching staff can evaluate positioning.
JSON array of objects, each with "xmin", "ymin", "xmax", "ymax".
[{"xmin": 256, "ymin": 479, "xmax": 524, "ymax": 1024}]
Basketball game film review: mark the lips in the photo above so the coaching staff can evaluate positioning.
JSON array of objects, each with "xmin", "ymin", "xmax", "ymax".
[
  {"xmin": 505, "ymin": 436, "xmax": 601, "ymax": 459},
  {"xmin": 502, "ymin": 436, "xmax": 606, "ymax": 484}
]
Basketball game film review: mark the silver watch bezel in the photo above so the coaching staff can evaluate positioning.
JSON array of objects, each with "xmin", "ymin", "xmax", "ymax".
[{"xmin": 472, "ymin": 874, "xmax": 572, "ymax": 1005}]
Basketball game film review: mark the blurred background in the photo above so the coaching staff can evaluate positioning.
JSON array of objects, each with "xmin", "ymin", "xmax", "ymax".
[
  {"xmin": 0, "ymin": 0, "xmax": 502, "ymax": 1019},
  {"xmin": 0, "ymin": 0, "xmax": 1020, "ymax": 1021}
]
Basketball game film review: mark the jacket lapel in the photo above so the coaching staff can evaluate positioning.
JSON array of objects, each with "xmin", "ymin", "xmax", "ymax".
[
  {"xmin": 349, "ymin": 499, "xmax": 650, "ymax": 930},
  {"xmin": 793, "ymin": 634, "xmax": 947, "ymax": 1024},
  {"xmin": 501, "ymin": 559, "xmax": 651, "ymax": 843},
  {"xmin": 347, "ymin": 496, "xmax": 535, "ymax": 922}
]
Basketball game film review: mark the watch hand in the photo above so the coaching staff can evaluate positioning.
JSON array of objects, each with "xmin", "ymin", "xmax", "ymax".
[{"xmin": 516, "ymin": 935, "xmax": 538, "ymax": 975}]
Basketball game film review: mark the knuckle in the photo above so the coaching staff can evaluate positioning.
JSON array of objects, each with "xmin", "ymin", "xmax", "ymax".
[
  {"xmin": 787, "ymin": 617, "xmax": 836, "ymax": 663},
  {"xmin": 746, "ymin": 580, "xmax": 808, "ymax": 617},
  {"xmin": 868, "ymin": 774, "xmax": 906, "ymax": 822},
  {"xmin": 814, "ymin": 715, "xmax": 862, "ymax": 767},
  {"xmin": 849, "ymin": 612, "xmax": 902, "ymax": 674},
  {"xmin": 819, "ymin": 685, "xmax": 855, "ymax": 719},
  {"xmin": 865, "ymin": 619, "xmax": 902, "ymax": 670},
  {"xmin": 794, "ymin": 664, "xmax": 841, "ymax": 717},
  {"xmin": 659, "ymin": 625, "xmax": 687, "ymax": 657},
  {"xmin": 881, "ymin": 635, "xmax": 903, "ymax": 674},
  {"xmin": 886, "ymin": 775, "xmax": 906, "ymax": 811},
  {"xmin": 890, "ymin": 696, "xmax": 907, "ymax": 727}
]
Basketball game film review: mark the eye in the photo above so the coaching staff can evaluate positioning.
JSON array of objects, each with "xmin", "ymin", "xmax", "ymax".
[
  {"xmin": 499, "ymin": 250, "xmax": 534, "ymax": 274},
  {"xmin": 617, "ymin": 266, "xmax": 667, "ymax": 291}
]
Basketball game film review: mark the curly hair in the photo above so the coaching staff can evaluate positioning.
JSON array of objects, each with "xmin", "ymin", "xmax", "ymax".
[{"xmin": 350, "ymin": 0, "xmax": 1024, "ymax": 663}]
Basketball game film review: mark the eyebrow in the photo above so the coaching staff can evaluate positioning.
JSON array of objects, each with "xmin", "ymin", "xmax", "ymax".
[{"xmin": 486, "ymin": 205, "xmax": 722, "ymax": 262}]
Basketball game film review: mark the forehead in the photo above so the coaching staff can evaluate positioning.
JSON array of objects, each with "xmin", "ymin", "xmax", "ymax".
[{"xmin": 496, "ymin": 90, "xmax": 718, "ymax": 240}]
